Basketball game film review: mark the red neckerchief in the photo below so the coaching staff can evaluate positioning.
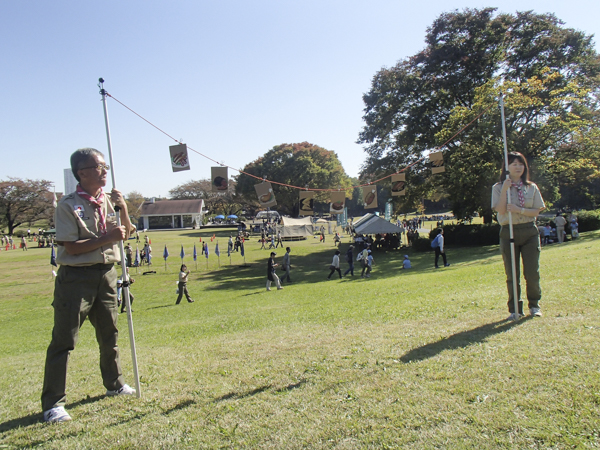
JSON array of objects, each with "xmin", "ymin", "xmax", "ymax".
[
  {"xmin": 511, "ymin": 180, "xmax": 525, "ymax": 208},
  {"xmin": 76, "ymin": 184, "xmax": 107, "ymax": 235}
]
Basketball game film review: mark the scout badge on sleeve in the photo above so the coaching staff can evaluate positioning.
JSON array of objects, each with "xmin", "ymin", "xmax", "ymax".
[
  {"xmin": 169, "ymin": 143, "xmax": 190, "ymax": 172},
  {"xmin": 211, "ymin": 167, "xmax": 228, "ymax": 192},
  {"xmin": 255, "ymin": 182, "xmax": 277, "ymax": 208},
  {"xmin": 363, "ymin": 185, "xmax": 378, "ymax": 209},
  {"xmin": 299, "ymin": 191, "xmax": 314, "ymax": 216},
  {"xmin": 391, "ymin": 173, "xmax": 406, "ymax": 196},
  {"xmin": 429, "ymin": 151, "xmax": 445, "ymax": 174},
  {"xmin": 330, "ymin": 191, "xmax": 346, "ymax": 214}
]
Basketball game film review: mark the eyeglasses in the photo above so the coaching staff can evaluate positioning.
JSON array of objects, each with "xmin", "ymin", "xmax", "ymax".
[{"xmin": 80, "ymin": 164, "xmax": 110, "ymax": 171}]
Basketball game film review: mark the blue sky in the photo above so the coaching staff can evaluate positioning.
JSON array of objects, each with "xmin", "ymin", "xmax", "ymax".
[{"xmin": 2, "ymin": 0, "xmax": 598, "ymax": 198}]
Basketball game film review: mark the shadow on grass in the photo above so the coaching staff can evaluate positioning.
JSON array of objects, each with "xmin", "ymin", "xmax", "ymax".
[
  {"xmin": 190, "ymin": 243, "xmax": 502, "ymax": 292},
  {"xmin": 274, "ymin": 379, "xmax": 307, "ymax": 393},
  {"xmin": 213, "ymin": 384, "xmax": 272, "ymax": 402},
  {"xmin": 163, "ymin": 399, "xmax": 195, "ymax": 415},
  {"xmin": 400, "ymin": 317, "xmax": 533, "ymax": 363},
  {"xmin": 0, "ymin": 395, "xmax": 104, "ymax": 433}
]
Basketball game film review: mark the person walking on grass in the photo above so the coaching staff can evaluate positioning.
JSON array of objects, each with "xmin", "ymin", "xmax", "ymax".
[
  {"xmin": 281, "ymin": 247, "xmax": 292, "ymax": 283},
  {"xmin": 327, "ymin": 250, "xmax": 343, "ymax": 279},
  {"xmin": 492, "ymin": 151, "xmax": 545, "ymax": 320},
  {"xmin": 41, "ymin": 148, "xmax": 136, "ymax": 424},
  {"xmin": 432, "ymin": 229, "xmax": 450, "ymax": 269},
  {"xmin": 175, "ymin": 264, "xmax": 194, "ymax": 304},
  {"xmin": 363, "ymin": 250, "xmax": 374, "ymax": 278},
  {"xmin": 343, "ymin": 245, "xmax": 354, "ymax": 277},
  {"xmin": 266, "ymin": 251, "xmax": 282, "ymax": 291}
]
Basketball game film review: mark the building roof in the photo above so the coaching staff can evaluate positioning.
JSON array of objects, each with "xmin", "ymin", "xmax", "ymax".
[{"xmin": 140, "ymin": 199, "xmax": 204, "ymax": 216}]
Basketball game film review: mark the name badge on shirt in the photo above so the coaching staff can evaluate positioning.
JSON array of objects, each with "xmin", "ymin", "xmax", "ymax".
[{"xmin": 74, "ymin": 205, "xmax": 85, "ymax": 218}]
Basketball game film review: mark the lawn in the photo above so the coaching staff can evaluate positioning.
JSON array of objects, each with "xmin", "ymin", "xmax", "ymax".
[{"xmin": 0, "ymin": 228, "xmax": 599, "ymax": 449}]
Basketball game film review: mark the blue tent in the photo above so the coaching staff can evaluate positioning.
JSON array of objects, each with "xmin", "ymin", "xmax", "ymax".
[
  {"xmin": 227, "ymin": 214, "xmax": 238, "ymax": 219},
  {"xmin": 215, "ymin": 215, "xmax": 225, "ymax": 219}
]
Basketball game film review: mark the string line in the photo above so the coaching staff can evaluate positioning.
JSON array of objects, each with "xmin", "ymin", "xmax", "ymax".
[{"xmin": 106, "ymin": 92, "xmax": 492, "ymax": 192}]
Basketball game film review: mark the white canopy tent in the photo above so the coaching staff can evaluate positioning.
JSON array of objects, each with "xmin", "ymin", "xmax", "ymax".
[
  {"xmin": 353, "ymin": 213, "xmax": 405, "ymax": 235},
  {"xmin": 277, "ymin": 216, "xmax": 315, "ymax": 238}
]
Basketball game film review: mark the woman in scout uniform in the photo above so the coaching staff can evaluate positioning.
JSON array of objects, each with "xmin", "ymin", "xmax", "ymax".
[{"xmin": 492, "ymin": 152, "xmax": 545, "ymax": 320}]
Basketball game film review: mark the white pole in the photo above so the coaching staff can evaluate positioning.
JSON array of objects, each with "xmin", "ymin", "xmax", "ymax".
[
  {"xmin": 499, "ymin": 93, "xmax": 520, "ymax": 320},
  {"xmin": 99, "ymin": 78, "xmax": 142, "ymax": 396}
]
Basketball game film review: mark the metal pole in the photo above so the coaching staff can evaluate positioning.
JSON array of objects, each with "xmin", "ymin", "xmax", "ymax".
[
  {"xmin": 500, "ymin": 93, "xmax": 520, "ymax": 320},
  {"xmin": 99, "ymin": 78, "xmax": 142, "ymax": 396}
]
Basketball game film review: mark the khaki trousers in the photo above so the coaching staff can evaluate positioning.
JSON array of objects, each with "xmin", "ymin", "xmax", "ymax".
[
  {"xmin": 41, "ymin": 264, "xmax": 124, "ymax": 411},
  {"xmin": 499, "ymin": 222, "xmax": 542, "ymax": 314}
]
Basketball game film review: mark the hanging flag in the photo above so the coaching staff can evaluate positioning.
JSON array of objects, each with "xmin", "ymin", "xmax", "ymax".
[
  {"xmin": 180, "ymin": 245, "xmax": 185, "ymax": 260},
  {"xmin": 429, "ymin": 151, "xmax": 445, "ymax": 174},
  {"xmin": 193, "ymin": 244, "xmax": 197, "ymax": 261},
  {"xmin": 254, "ymin": 182, "xmax": 277, "ymax": 208},
  {"xmin": 169, "ymin": 143, "xmax": 191, "ymax": 172},
  {"xmin": 330, "ymin": 191, "xmax": 346, "ymax": 215},
  {"xmin": 205, "ymin": 243, "xmax": 209, "ymax": 259},
  {"xmin": 211, "ymin": 167, "xmax": 228, "ymax": 192},
  {"xmin": 50, "ymin": 244, "xmax": 57, "ymax": 267},
  {"xmin": 240, "ymin": 241, "xmax": 245, "ymax": 257},
  {"xmin": 299, "ymin": 191, "xmax": 314, "ymax": 216},
  {"xmin": 134, "ymin": 247, "xmax": 140, "ymax": 267},
  {"xmin": 215, "ymin": 242, "xmax": 220, "ymax": 257},
  {"xmin": 391, "ymin": 173, "xmax": 406, "ymax": 196},
  {"xmin": 363, "ymin": 185, "xmax": 378, "ymax": 209},
  {"xmin": 163, "ymin": 245, "xmax": 169, "ymax": 260},
  {"xmin": 52, "ymin": 192, "xmax": 58, "ymax": 208}
]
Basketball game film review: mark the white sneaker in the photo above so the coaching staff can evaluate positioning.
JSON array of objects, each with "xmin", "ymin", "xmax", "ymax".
[
  {"xmin": 507, "ymin": 313, "xmax": 523, "ymax": 321},
  {"xmin": 43, "ymin": 406, "xmax": 72, "ymax": 423},
  {"xmin": 106, "ymin": 384, "xmax": 136, "ymax": 396},
  {"xmin": 530, "ymin": 307, "xmax": 542, "ymax": 317}
]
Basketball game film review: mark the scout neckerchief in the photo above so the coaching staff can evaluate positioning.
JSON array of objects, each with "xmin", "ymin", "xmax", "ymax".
[
  {"xmin": 511, "ymin": 180, "xmax": 525, "ymax": 208},
  {"xmin": 76, "ymin": 184, "xmax": 107, "ymax": 235}
]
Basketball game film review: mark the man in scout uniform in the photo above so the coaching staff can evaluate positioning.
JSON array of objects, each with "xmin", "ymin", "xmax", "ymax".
[{"xmin": 41, "ymin": 148, "xmax": 137, "ymax": 423}]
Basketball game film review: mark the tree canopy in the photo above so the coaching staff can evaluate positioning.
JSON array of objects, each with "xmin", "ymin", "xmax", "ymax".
[
  {"xmin": 235, "ymin": 142, "xmax": 352, "ymax": 216},
  {"xmin": 0, "ymin": 178, "xmax": 55, "ymax": 235},
  {"xmin": 358, "ymin": 8, "xmax": 600, "ymax": 219}
]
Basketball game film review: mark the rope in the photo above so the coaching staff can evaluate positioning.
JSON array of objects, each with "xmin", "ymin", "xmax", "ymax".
[{"xmin": 106, "ymin": 92, "xmax": 492, "ymax": 192}]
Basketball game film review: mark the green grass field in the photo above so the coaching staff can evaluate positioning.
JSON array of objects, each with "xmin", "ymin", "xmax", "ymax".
[{"xmin": 1, "ymin": 228, "xmax": 599, "ymax": 449}]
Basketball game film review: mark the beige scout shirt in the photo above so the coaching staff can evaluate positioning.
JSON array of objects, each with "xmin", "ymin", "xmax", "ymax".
[
  {"xmin": 55, "ymin": 191, "xmax": 121, "ymax": 266},
  {"xmin": 491, "ymin": 181, "xmax": 545, "ymax": 226}
]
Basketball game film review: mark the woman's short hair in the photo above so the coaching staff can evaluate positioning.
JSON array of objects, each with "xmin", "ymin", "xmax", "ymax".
[{"xmin": 499, "ymin": 152, "xmax": 531, "ymax": 185}]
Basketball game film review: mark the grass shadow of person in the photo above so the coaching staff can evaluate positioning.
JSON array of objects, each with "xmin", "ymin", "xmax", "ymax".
[
  {"xmin": 400, "ymin": 317, "xmax": 533, "ymax": 363},
  {"xmin": 0, "ymin": 395, "xmax": 104, "ymax": 432}
]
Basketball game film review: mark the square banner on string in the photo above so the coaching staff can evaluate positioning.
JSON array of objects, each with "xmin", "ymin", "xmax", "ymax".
[
  {"xmin": 211, "ymin": 167, "xmax": 228, "ymax": 192},
  {"xmin": 299, "ymin": 191, "xmax": 314, "ymax": 216},
  {"xmin": 330, "ymin": 191, "xmax": 346, "ymax": 215},
  {"xmin": 169, "ymin": 143, "xmax": 190, "ymax": 172},
  {"xmin": 255, "ymin": 182, "xmax": 277, "ymax": 208},
  {"xmin": 363, "ymin": 185, "xmax": 378, "ymax": 209},
  {"xmin": 429, "ymin": 151, "xmax": 445, "ymax": 174},
  {"xmin": 391, "ymin": 173, "xmax": 406, "ymax": 196}
]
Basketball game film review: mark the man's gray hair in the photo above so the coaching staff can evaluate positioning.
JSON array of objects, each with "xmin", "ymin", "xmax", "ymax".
[{"xmin": 70, "ymin": 148, "xmax": 104, "ymax": 182}]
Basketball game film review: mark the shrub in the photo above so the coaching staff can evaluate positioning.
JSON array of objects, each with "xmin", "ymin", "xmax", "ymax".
[
  {"xmin": 414, "ymin": 225, "xmax": 501, "ymax": 251},
  {"xmin": 576, "ymin": 210, "xmax": 600, "ymax": 232}
]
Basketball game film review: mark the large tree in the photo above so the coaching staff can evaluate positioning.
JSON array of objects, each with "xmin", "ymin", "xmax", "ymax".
[
  {"xmin": 235, "ymin": 142, "xmax": 352, "ymax": 216},
  {"xmin": 358, "ymin": 8, "xmax": 600, "ymax": 220},
  {"xmin": 0, "ymin": 178, "xmax": 54, "ymax": 235}
]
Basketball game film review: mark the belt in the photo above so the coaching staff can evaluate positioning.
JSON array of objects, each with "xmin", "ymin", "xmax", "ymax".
[{"xmin": 66, "ymin": 263, "xmax": 114, "ymax": 270}]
